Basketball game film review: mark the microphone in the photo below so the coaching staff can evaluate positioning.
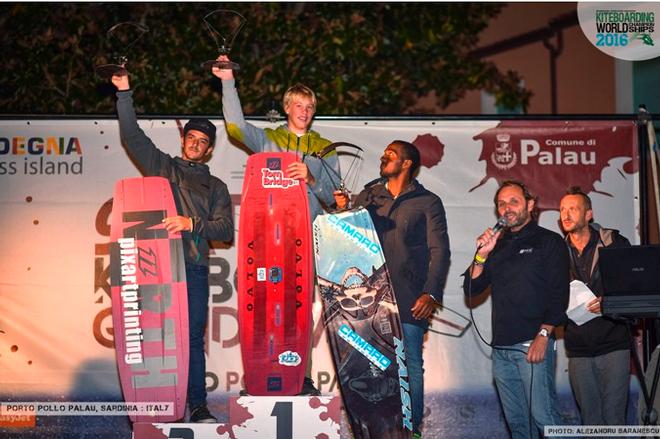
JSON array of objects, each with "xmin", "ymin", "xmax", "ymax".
[
  {"xmin": 477, "ymin": 216, "xmax": 508, "ymax": 249},
  {"xmin": 492, "ymin": 216, "xmax": 508, "ymax": 234}
]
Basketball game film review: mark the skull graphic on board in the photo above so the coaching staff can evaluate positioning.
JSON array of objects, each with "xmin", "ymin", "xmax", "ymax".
[{"xmin": 319, "ymin": 264, "xmax": 391, "ymax": 320}]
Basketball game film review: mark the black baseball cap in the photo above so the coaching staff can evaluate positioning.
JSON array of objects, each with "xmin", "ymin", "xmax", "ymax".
[{"xmin": 184, "ymin": 118, "xmax": 216, "ymax": 144}]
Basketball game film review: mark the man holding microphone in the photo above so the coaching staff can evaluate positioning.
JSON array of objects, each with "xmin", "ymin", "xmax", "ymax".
[{"xmin": 463, "ymin": 180, "xmax": 568, "ymax": 438}]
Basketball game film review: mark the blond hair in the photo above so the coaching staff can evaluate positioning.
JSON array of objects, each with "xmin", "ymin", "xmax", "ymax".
[{"xmin": 283, "ymin": 83, "xmax": 317, "ymax": 110}]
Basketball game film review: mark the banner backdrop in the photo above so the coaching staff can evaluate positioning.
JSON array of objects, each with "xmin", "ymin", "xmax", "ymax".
[{"xmin": 0, "ymin": 117, "xmax": 639, "ymax": 435}]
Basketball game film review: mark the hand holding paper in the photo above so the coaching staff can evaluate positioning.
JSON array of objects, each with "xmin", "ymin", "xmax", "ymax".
[
  {"xmin": 585, "ymin": 296, "xmax": 602, "ymax": 314},
  {"xmin": 567, "ymin": 280, "xmax": 601, "ymax": 326}
]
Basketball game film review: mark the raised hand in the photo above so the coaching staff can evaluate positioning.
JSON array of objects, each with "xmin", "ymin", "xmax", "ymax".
[
  {"xmin": 111, "ymin": 65, "xmax": 130, "ymax": 91},
  {"xmin": 212, "ymin": 55, "xmax": 234, "ymax": 80},
  {"xmin": 475, "ymin": 227, "xmax": 502, "ymax": 260}
]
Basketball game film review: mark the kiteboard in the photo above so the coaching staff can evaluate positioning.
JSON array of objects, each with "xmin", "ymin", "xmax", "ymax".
[
  {"xmin": 110, "ymin": 176, "xmax": 189, "ymax": 422},
  {"xmin": 237, "ymin": 152, "xmax": 314, "ymax": 395},
  {"xmin": 313, "ymin": 208, "xmax": 413, "ymax": 438}
]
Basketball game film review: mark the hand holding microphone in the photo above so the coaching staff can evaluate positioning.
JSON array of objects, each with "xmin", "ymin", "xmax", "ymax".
[{"xmin": 475, "ymin": 216, "xmax": 508, "ymax": 260}]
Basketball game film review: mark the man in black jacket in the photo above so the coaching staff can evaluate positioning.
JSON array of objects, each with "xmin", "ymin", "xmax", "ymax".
[
  {"xmin": 339, "ymin": 140, "xmax": 451, "ymax": 437},
  {"xmin": 112, "ymin": 71, "xmax": 234, "ymax": 423},
  {"xmin": 464, "ymin": 180, "xmax": 568, "ymax": 438},
  {"xmin": 560, "ymin": 186, "xmax": 630, "ymax": 425}
]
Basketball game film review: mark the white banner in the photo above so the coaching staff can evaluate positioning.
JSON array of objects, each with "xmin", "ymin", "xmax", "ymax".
[{"xmin": 0, "ymin": 116, "xmax": 639, "ymax": 427}]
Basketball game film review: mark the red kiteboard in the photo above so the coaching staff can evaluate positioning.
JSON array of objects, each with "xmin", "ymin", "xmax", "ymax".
[
  {"xmin": 110, "ymin": 176, "xmax": 189, "ymax": 422},
  {"xmin": 238, "ymin": 152, "xmax": 314, "ymax": 395}
]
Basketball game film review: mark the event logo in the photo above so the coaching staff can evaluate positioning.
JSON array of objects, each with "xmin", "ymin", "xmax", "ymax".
[
  {"xmin": 261, "ymin": 168, "xmax": 299, "ymax": 189},
  {"xmin": 0, "ymin": 135, "xmax": 84, "ymax": 175},
  {"xmin": 472, "ymin": 121, "xmax": 636, "ymax": 211},
  {"xmin": 578, "ymin": 2, "xmax": 660, "ymax": 61}
]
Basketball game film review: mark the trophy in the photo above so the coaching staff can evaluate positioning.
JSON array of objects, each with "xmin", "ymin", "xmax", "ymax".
[
  {"xmin": 94, "ymin": 22, "xmax": 149, "ymax": 79},
  {"xmin": 201, "ymin": 9, "xmax": 246, "ymax": 71}
]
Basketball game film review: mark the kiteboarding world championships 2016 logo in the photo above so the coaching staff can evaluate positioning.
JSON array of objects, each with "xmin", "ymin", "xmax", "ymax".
[{"xmin": 578, "ymin": 2, "xmax": 660, "ymax": 61}]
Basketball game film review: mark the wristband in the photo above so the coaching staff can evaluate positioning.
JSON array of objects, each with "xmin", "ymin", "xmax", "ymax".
[
  {"xmin": 474, "ymin": 254, "xmax": 487, "ymax": 265},
  {"xmin": 189, "ymin": 217, "xmax": 194, "ymax": 232}
]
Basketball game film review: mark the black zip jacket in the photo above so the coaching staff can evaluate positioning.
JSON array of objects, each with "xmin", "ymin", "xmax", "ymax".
[
  {"xmin": 355, "ymin": 179, "xmax": 451, "ymax": 328},
  {"xmin": 463, "ymin": 221, "xmax": 569, "ymax": 346},
  {"xmin": 564, "ymin": 224, "xmax": 631, "ymax": 357},
  {"xmin": 116, "ymin": 90, "xmax": 234, "ymax": 267}
]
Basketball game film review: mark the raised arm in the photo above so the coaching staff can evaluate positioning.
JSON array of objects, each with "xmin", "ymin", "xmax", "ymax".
[
  {"xmin": 214, "ymin": 56, "xmax": 271, "ymax": 152},
  {"xmin": 112, "ymin": 71, "xmax": 172, "ymax": 176}
]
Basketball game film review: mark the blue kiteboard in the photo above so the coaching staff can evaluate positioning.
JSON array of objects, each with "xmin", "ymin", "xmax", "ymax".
[{"xmin": 313, "ymin": 208, "xmax": 413, "ymax": 439}]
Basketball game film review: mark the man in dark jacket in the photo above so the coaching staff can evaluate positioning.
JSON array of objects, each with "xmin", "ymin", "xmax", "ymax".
[
  {"xmin": 339, "ymin": 140, "xmax": 451, "ymax": 437},
  {"xmin": 112, "ymin": 71, "xmax": 234, "ymax": 423},
  {"xmin": 559, "ymin": 186, "xmax": 631, "ymax": 425},
  {"xmin": 464, "ymin": 180, "xmax": 568, "ymax": 438}
]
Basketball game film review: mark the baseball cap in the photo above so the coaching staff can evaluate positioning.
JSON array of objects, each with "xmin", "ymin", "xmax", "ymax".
[{"xmin": 184, "ymin": 118, "xmax": 216, "ymax": 144}]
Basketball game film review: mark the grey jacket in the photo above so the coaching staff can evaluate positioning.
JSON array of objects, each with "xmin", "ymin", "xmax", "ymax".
[{"xmin": 116, "ymin": 90, "xmax": 234, "ymax": 267}]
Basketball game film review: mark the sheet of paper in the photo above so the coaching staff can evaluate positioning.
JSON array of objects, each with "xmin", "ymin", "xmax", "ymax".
[{"xmin": 567, "ymin": 280, "xmax": 601, "ymax": 326}]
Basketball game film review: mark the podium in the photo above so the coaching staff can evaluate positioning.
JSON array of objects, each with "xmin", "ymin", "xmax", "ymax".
[{"xmin": 133, "ymin": 396, "xmax": 341, "ymax": 438}]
